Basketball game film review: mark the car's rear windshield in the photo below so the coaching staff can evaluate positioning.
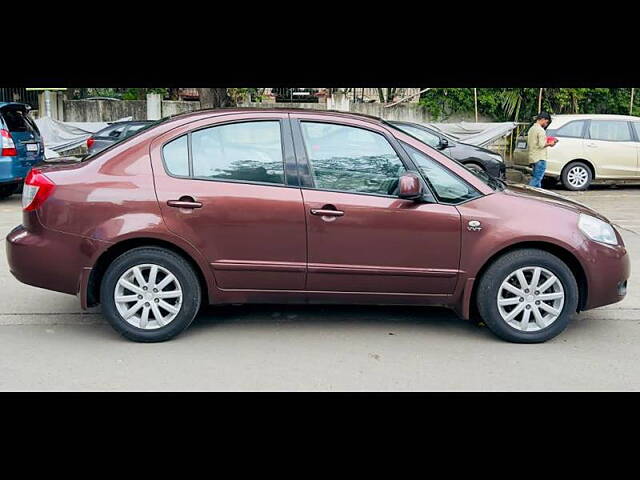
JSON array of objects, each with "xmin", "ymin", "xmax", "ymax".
[
  {"xmin": 1, "ymin": 108, "xmax": 39, "ymax": 134},
  {"xmin": 82, "ymin": 119, "xmax": 164, "ymax": 161}
]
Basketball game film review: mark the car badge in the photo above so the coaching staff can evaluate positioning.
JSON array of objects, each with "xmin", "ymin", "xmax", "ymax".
[{"xmin": 468, "ymin": 220, "xmax": 482, "ymax": 231}]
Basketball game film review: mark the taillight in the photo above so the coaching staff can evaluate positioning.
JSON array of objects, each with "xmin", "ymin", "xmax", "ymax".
[
  {"xmin": 86, "ymin": 137, "xmax": 95, "ymax": 148},
  {"xmin": 1, "ymin": 129, "xmax": 17, "ymax": 156},
  {"xmin": 22, "ymin": 168, "xmax": 55, "ymax": 211}
]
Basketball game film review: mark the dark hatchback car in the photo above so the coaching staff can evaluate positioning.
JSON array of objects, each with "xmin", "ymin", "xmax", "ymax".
[
  {"xmin": 86, "ymin": 120, "xmax": 154, "ymax": 155},
  {"xmin": 389, "ymin": 120, "xmax": 506, "ymax": 180},
  {"xmin": 6, "ymin": 109, "xmax": 629, "ymax": 344}
]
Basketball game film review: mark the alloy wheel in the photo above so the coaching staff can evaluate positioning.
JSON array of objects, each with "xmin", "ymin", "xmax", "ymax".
[
  {"xmin": 567, "ymin": 166, "xmax": 589, "ymax": 188},
  {"xmin": 114, "ymin": 263, "xmax": 183, "ymax": 329},
  {"xmin": 497, "ymin": 266, "xmax": 565, "ymax": 332}
]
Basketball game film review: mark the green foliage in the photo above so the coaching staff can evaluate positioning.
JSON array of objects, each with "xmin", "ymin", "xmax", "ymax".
[{"xmin": 419, "ymin": 88, "xmax": 639, "ymax": 122}]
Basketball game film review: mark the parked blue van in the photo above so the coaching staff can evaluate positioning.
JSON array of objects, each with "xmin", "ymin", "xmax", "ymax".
[{"xmin": 0, "ymin": 102, "xmax": 44, "ymax": 198}]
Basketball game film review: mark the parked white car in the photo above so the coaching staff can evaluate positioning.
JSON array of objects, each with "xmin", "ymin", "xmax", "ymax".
[{"xmin": 513, "ymin": 114, "xmax": 640, "ymax": 190}]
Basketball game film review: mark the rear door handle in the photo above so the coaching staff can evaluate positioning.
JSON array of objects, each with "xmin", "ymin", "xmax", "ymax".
[
  {"xmin": 310, "ymin": 208, "xmax": 344, "ymax": 217},
  {"xmin": 586, "ymin": 142, "xmax": 597, "ymax": 148},
  {"xmin": 167, "ymin": 199, "xmax": 202, "ymax": 209}
]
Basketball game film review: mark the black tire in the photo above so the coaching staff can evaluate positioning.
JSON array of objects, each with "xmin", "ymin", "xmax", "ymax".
[
  {"xmin": 540, "ymin": 176, "xmax": 558, "ymax": 189},
  {"xmin": 476, "ymin": 248, "xmax": 578, "ymax": 343},
  {"xmin": 0, "ymin": 183, "xmax": 18, "ymax": 199},
  {"xmin": 561, "ymin": 161, "xmax": 592, "ymax": 191},
  {"xmin": 100, "ymin": 246, "xmax": 202, "ymax": 342}
]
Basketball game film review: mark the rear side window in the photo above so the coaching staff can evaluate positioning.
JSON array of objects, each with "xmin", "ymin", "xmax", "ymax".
[
  {"xmin": 162, "ymin": 121, "xmax": 285, "ymax": 185},
  {"xmin": 1, "ymin": 109, "xmax": 37, "ymax": 133},
  {"xmin": 300, "ymin": 122, "xmax": 406, "ymax": 196},
  {"xmin": 163, "ymin": 135, "xmax": 189, "ymax": 176},
  {"xmin": 554, "ymin": 120, "xmax": 586, "ymax": 138},
  {"xmin": 589, "ymin": 121, "xmax": 632, "ymax": 141},
  {"xmin": 632, "ymin": 123, "xmax": 640, "ymax": 140},
  {"xmin": 191, "ymin": 121, "xmax": 284, "ymax": 184},
  {"xmin": 402, "ymin": 142, "xmax": 481, "ymax": 204}
]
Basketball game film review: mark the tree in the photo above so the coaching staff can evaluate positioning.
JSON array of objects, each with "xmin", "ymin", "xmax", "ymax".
[{"xmin": 198, "ymin": 88, "xmax": 234, "ymax": 109}]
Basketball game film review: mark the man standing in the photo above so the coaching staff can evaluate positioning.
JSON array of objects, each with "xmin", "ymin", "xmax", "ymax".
[{"xmin": 528, "ymin": 111, "xmax": 558, "ymax": 188}]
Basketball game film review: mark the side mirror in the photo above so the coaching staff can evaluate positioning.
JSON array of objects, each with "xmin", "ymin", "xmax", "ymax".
[
  {"xmin": 438, "ymin": 137, "xmax": 449, "ymax": 149},
  {"xmin": 398, "ymin": 173, "xmax": 423, "ymax": 200}
]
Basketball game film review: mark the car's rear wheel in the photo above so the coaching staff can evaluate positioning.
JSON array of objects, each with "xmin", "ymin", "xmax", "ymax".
[
  {"xmin": 100, "ymin": 247, "xmax": 202, "ymax": 342},
  {"xmin": 561, "ymin": 161, "xmax": 592, "ymax": 190},
  {"xmin": 476, "ymin": 248, "xmax": 578, "ymax": 343}
]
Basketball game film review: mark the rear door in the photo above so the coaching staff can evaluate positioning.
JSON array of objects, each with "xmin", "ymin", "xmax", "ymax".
[
  {"xmin": 150, "ymin": 112, "xmax": 307, "ymax": 291},
  {"xmin": 585, "ymin": 120, "xmax": 638, "ymax": 178}
]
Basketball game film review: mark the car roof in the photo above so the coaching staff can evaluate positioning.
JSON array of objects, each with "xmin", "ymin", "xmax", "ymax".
[
  {"xmin": 160, "ymin": 107, "xmax": 386, "ymax": 127},
  {"xmin": 0, "ymin": 101, "xmax": 31, "ymax": 110},
  {"xmin": 551, "ymin": 113, "xmax": 640, "ymax": 122}
]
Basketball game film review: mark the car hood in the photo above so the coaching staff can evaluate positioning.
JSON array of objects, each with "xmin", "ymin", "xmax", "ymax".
[{"xmin": 501, "ymin": 183, "xmax": 610, "ymax": 222}]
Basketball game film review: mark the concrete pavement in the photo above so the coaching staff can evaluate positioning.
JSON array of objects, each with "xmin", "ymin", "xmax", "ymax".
[{"xmin": 1, "ymin": 186, "xmax": 640, "ymax": 391}]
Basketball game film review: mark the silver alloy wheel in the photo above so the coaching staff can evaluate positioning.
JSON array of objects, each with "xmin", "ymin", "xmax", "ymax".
[
  {"xmin": 497, "ymin": 266, "xmax": 565, "ymax": 332},
  {"xmin": 567, "ymin": 165, "xmax": 589, "ymax": 188},
  {"xmin": 114, "ymin": 263, "xmax": 183, "ymax": 329}
]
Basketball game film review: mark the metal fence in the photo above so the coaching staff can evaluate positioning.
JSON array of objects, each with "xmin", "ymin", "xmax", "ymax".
[{"xmin": 0, "ymin": 88, "xmax": 39, "ymax": 109}]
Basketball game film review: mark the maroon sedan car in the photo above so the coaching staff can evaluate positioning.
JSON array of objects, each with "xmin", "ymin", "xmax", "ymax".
[{"xmin": 6, "ymin": 109, "xmax": 630, "ymax": 343}]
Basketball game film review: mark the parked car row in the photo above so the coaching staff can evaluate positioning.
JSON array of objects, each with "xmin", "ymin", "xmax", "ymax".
[
  {"xmin": 6, "ymin": 108, "xmax": 629, "ymax": 344},
  {"xmin": 514, "ymin": 114, "xmax": 640, "ymax": 190},
  {"xmin": 87, "ymin": 121, "xmax": 155, "ymax": 155}
]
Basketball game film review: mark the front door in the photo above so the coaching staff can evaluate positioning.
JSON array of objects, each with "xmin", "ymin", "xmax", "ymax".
[
  {"xmin": 150, "ymin": 113, "xmax": 307, "ymax": 291},
  {"xmin": 292, "ymin": 116, "xmax": 461, "ymax": 295}
]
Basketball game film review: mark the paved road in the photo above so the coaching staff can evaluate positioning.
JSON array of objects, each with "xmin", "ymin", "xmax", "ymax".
[{"xmin": 1, "ymin": 186, "xmax": 639, "ymax": 391}]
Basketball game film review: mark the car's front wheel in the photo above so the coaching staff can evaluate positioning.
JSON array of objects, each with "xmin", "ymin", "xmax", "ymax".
[
  {"xmin": 100, "ymin": 246, "xmax": 202, "ymax": 342},
  {"xmin": 476, "ymin": 248, "xmax": 578, "ymax": 343}
]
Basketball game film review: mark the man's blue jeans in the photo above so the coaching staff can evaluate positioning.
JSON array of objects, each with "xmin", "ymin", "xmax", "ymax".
[{"xmin": 529, "ymin": 160, "xmax": 547, "ymax": 188}]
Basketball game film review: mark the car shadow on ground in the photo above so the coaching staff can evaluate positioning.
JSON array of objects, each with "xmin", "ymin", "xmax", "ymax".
[{"xmin": 187, "ymin": 303, "xmax": 491, "ymax": 338}]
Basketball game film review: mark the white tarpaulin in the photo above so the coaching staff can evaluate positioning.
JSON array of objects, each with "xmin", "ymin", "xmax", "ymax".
[
  {"xmin": 34, "ymin": 116, "xmax": 133, "ymax": 154},
  {"xmin": 425, "ymin": 122, "xmax": 517, "ymax": 147}
]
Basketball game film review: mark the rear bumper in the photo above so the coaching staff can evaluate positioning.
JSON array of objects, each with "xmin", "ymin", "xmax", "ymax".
[
  {"xmin": 6, "ymin": 223, "xmax": 109, "ymax": 305},
  {"xmin": 0, "ymin": 156, "xmax": 35, "ymax": 184}
]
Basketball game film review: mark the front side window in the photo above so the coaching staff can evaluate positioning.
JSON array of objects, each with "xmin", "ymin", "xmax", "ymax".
[
  {"xmin": 395, "ymin": 123, "xmax": 441, "ymax": 148},
  {"xmin": 300, "ymin": 122, "xmax": 406, "ymax": 195},
  {"xmin": 191, "ymin": 121, "xmax": 284, "ymax": 185},
  {"xmin": 632, "ymin": 123, "xmax": 640, "ymax": 141},
  {"xmin": 554, "ymin": 120, "xmax": 586, "ymax": 138},
  {"xmin": 402, "ymin": 142, "xmax": 481, "ymax": 204},
  {"xmin": 589, "ymin": 121, "xmax": 632, "ymax": 142}
]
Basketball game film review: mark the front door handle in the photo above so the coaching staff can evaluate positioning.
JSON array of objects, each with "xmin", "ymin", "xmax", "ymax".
[
  {"xmin": 586, "ymin": 142, "xmax": 597, "ymax": 148},
  {"xmin": 167, "ymin": 198, "xmax": 203, "ymax": 209},
  {"xmin": 310, "ymin": 208, "xmax": 344, "ymax": 217}
]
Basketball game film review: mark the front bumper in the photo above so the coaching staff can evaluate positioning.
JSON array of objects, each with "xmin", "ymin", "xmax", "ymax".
[{"xmin": 581, "ymin": 237, "xmax": 630, "ymax": 310}]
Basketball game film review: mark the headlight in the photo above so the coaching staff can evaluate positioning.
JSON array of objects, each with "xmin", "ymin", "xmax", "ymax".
[
  {"xmin": 578, "ymin": 214, "xmax": 618, "ymax": 245},
  {"xmin": 487, "ymin": 152, "xmax": 503, "ymax": 162}
]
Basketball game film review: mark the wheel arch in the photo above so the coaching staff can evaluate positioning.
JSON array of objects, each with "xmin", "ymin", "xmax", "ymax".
[
  {"xmin": 467, "ymin": 240, "xmax": 588, "ymax": 320},
  {"xmin": 562, "ymin": 158, "xmax": 596, "ymax": 180},
  {"xmin": 86, "ymin": 237, "xmax": 210, "ymax": 308}
]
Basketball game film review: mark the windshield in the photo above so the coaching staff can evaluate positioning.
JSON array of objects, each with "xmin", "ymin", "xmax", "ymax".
[{"xmin": 385, "ymin": 120, "xmax": 504, "ymax": 191}]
